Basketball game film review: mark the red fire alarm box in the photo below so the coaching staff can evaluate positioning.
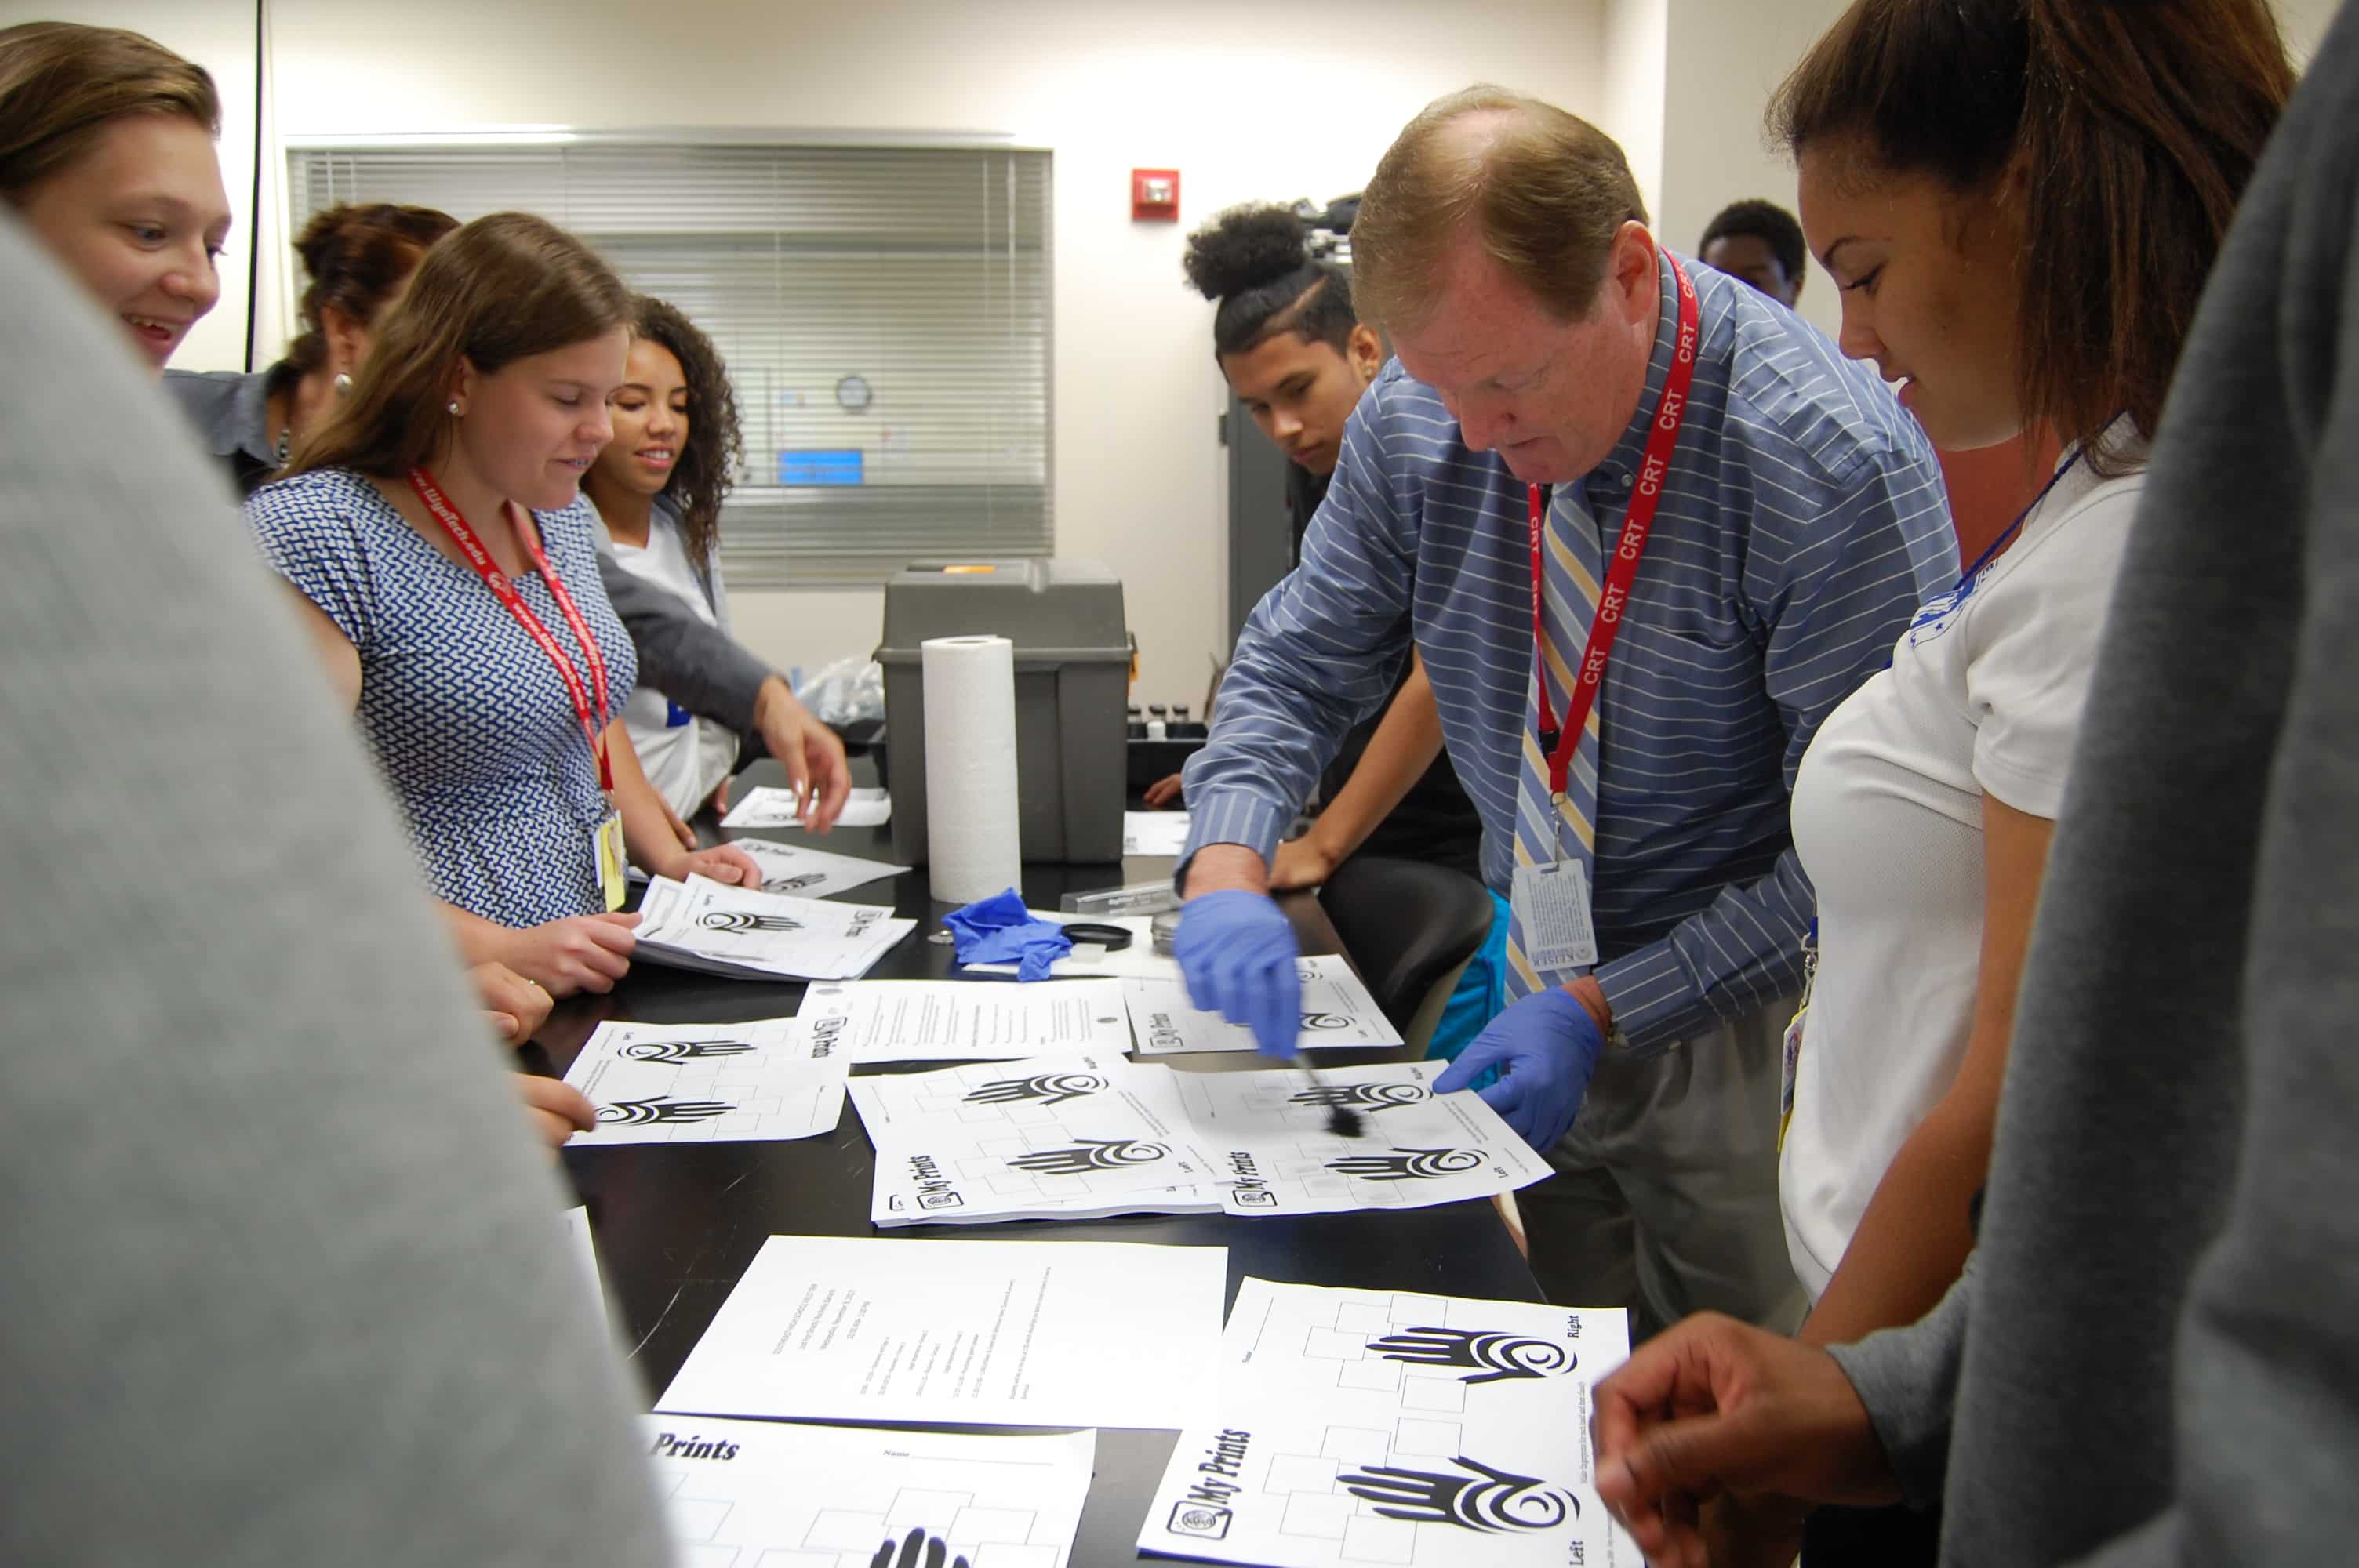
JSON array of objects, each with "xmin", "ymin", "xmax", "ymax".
[{"xmin": 1132, "ymin": 168, "xmax": 1180, "ymax": 221}]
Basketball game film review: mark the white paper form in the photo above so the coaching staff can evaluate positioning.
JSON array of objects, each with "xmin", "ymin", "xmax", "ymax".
[
  {"xmin": 723, "ymin": 784, "xmax": 892, "ymax": 829},
  {"xmin": 1124, "ymin": 811, "xmax": 1194, "ymax": 857},
  {"xmin": 1139, "ymin": 1277, "xmax": 1637, "ymax": 1568},
  {"xmin": 725, "ymin": 835, "xmax": 907, "ymax": 899},
  {"xmin": 963, "ymin": 911, "xmax": 1183, "ymax": 982},
  {"xmin": 636, "ymin": 874, "xmax": 915, "ymax": 982},
  {"xmin": 644, "ymin": 1415, "xmax": 1095, "ymax": 1568},
  {"xmin": 563, "ymin": 1018, "xmax": 848, "ymax": 1145},
  {"xmin": 851, "ymin": 1052, "xmax": 1218, "ymax": 1225},
  {"xmin": 1129, "ymin": 955, "xmax": 1403, "ymax": 1055},
  {"xmin": 800, "ymin": 978, "xmax": 1132, "ymax": 1065},
  {"xmin": 657, "ymin": 1235, "xmax": 1227, "ymax": 1430},
  {"xmin": 1175, "ymin": 1062, "xmax": 1553, "ymax": 1218}
]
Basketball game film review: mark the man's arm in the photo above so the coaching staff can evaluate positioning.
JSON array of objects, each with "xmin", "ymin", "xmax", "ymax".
[
  {"xmin": 1590, "ymin": 440, "xmax": 1951, "ymax": 1051},
  {"xmin": 1180, "ymin": 376, "xmax": 1424, "ymax": 882},
  {"xmin": 595, "ymin": 548, "xmax": 774, "ymax": 731}
]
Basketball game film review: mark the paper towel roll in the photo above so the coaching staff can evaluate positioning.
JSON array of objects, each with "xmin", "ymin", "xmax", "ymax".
[{"xmin": 921, "ymin": 634, "xmax": 1023, "ymax": 902}]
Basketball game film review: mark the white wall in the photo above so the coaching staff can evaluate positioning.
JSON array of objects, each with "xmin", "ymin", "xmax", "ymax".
[
  {"xmin": 1597, "ymin": 0, "xmax": 1668, "ymax": 227},
  {"xmin": 260, "ymin": 0, "xmax": 1607, "ymax": 705}
]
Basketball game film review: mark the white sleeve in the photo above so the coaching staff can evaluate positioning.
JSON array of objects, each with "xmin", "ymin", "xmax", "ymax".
[{"xmin": 1965, "ymin": 481, "xmax": 2144, "ymax": 818}]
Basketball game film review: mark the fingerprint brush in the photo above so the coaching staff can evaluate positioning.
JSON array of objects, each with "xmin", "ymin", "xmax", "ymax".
[{"xmin": 1297, "ymin": 1055, "xmax": 1365, "ymax": 1138}]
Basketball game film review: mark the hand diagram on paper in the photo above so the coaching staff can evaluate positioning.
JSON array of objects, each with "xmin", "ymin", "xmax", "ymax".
[
  {"xmin": 700, "ymin": 909, "xmax": 805, "ymax": 934},
  {"xmin": 1289, "ymin": 1081, "xmax": 1429, "ymax": 1114},
  {"xmin": 597, "ymin": 1096, "xmax": 735, "ymax": 1126},
  {"xmin": 1338, "ymin": 1453, "xmax": 1577, "ymax": 1534},
  {"xmin": 1325, "ymin": 1146, "xmax": 1485, "ymax": 1181},
  {"xmin": 965, "ymin": 1070, "xmax": 1109, "ymax": 1107},
  {"xmin": 871, "ymin": 1527, "xmax": 971, "ymax": 1568},
  {"xmin": 619, "ymin": 1038, "xmax": 757, "ymax": 1063},
  {"xmin": 1368, "ymin": 1327, "xmax": 1579, "ymax": 1385},
  {"xmin": 1006, "ymin": 1138, "xmax": 1172, "ymax": 1176}
]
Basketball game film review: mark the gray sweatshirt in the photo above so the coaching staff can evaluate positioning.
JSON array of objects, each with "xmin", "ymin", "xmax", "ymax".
[
  {"xmin": 0, "ymin": 214, "xmax": 672, "ymax": 1563},
  {"xmin": 1827, "ymin": 7, "xmax": 2359, "ymax": 1562}
]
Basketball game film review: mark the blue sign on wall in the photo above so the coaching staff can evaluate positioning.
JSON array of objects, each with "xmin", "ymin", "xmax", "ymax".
[{"xmin": 779, "ymin": 448, "xmax": 865, "ymax": 485}]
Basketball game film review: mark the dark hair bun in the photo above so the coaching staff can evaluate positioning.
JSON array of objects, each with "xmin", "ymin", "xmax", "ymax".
[
  {"xmin": 1183, "ymin": 204, "xmax": 1311, "ymax": 302},
  {"xmin": 293, "ymin": 206, "xmax": 350, "ymax": 282}
]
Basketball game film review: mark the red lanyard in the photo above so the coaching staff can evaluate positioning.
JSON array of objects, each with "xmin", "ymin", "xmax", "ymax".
[
  {"xmin": 1528, "ymin": 252, "xmax": 1701, "ymax": 798},
  {"xmin": 408, "ymin": 466, "xmax": 615, "ymax": 791}
]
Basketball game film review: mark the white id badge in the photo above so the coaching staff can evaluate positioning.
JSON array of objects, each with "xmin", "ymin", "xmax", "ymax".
[{"xmin": 1510, "ymin": 857, "xmax": 1599, "ymax": 973}]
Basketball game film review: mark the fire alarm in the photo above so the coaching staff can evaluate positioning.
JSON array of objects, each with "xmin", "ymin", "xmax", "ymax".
[{"xmin": 1132, "ymin": 168, "xmax": 1180, "ymax": 222}]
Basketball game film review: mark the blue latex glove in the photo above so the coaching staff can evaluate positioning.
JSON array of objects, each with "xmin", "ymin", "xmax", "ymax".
[
  {"xmin": 1173, "ymin": 889, "xmax": 1302, "ymax": 1058},
  {"xmin": 942, "ymin": 888, "xmax": 1074, "ymax": 981},
  {"xmin": 1433, "ymin": 986, "xmax": 1603, "ymax": 1150}
]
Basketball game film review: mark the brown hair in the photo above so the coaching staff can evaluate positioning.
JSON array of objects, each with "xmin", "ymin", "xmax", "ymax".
[
  {"xmin": 0, "ymin": 21, "xmax": 220, "ymax": 201},
  {"xmin": 1351, "ymin": 85, "xmax": 1647, "ymax": 336},
  {"xmin": 622, "ymin": 293, "xmax": 742, "ymax": 572},
  {"xmin": 289, "ymin": 202, "xmax": 460, "ymax": 374},
  {"xmin": 1770, "ymin": 0, "xmax": 2292, "ymax": 471},
  {"xmin": 287, "ymin": 212, "xmax": 628, "ymax": 481}
]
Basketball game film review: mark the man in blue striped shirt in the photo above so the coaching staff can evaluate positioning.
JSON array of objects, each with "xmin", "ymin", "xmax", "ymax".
[{"xmin": 1176, "ymin": 88, "xmax": 1955, "ymax": 1332}]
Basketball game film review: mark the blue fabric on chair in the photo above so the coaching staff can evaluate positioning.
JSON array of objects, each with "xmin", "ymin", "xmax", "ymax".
[{"xmin": 1426, "ymin": 891, "xmax": 1511, "ymax": 1062}]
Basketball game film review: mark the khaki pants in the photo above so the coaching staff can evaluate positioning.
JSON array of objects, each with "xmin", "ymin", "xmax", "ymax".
[{"xmin": 1519, "ymin": 998, "xmax": 1807, "ymax": 1341}]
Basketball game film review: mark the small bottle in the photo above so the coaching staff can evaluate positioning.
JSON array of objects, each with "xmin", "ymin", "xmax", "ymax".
[{"xmin": 1147, "ymin": 703, "xmax": 1168, "ymax": 741}]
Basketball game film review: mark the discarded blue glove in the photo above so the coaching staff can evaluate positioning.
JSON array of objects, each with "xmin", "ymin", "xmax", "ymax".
[
  {"xmin": 1173, "ymin": 889, "xmax": 1302, "ymax": 1058},
  {"xmin": 1433, "ymin": 986, "xmax": 1603, "ymax": 1150},
  {"xmin": 943, "ymin": 888, "xmax": 1072, "ymax": 981}
]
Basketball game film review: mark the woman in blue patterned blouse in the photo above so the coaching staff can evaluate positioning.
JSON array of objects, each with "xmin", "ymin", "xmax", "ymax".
[{"xmin": 248, "ymin": 212, "xmax": 759, "ymax": 995}]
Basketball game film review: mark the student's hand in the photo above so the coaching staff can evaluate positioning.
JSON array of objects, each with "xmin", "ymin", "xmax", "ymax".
[
  {"xmin": 1591, "ymin": 1312, "xmax": 1901, "ymax": 1567},
  {"xmin": 503, "ymin": 913, "xmax": 640, "ymax": 996},
  {"xmin": 658, "ymin": 793, "xmax": 698, "ymax": 851},
  {"xmin": 1142, "ymin": 771, "xmax": 1185, "ymax": 808},
  {"xmin": 514, "ymin": 1073, "xmax": 596, "ymax": 1149},
  {"xmin": 1433, "ymin": 985, "xmax": 1601, "ymax": 1149},
  {"xmin": 1699, "ymin": 1492, "xmax": 1814, "ymax": 1568},
  {"xmin": 754, "ymin": 676, "xmax": 852, "ymax": 833},
  {"xmin": 1174, "ymin": 881, "xmax": 1302, "ymax": 1058},
  {"xmin": 711, "ymin": 775, "xmax": 732, "ymax": 816},
  {"xmin": 1269, "ymin": 830, "xmax": 1343, "ymax": 891},
  {"xmin": 471, "ymin": 961, "xmax": 553, "ymax": 1044},
  {"xmin": 675, "ymin": 842, "xmax": 764, "ymax": 887}
]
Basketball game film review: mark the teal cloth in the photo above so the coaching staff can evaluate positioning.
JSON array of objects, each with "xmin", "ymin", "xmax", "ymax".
[{"xmin": 1424, "ymin": 891, "xmax": 1510, "ymax": 1062}]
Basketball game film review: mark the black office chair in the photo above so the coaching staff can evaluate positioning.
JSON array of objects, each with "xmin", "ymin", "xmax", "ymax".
[{"xmin": 1317, "ymin": 855, "xmax": 1497, "ymax": 1049}]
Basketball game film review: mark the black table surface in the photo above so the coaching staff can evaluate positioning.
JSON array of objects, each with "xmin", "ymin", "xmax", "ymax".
[{"xmin": 544, "ymin": 759, "xmax": 1540, "ymax": 1566}]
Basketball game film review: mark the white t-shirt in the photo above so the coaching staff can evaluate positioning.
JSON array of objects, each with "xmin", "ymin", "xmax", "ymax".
[
  {"xmin": 608, "ymin": 497, "xmax": 741, "ymax": 818},
  {"xmin": 1780, "ymin": 448, "xmax": 2143, "ymax": 1298}
]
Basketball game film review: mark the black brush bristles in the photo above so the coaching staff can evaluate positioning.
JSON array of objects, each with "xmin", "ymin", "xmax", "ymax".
[{"xmin": 1327, "ymin": 1105, "xmax": 1366, "ymax": 1138}]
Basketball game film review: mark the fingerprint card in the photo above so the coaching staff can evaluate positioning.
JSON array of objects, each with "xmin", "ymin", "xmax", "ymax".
[
  {"xmin": 1138, "ymin": 1276, "xmax": 1637, "ymax": 1567},
  {"xmin": 562, "ymin": 1017, "xmax": 847, "ymax": 1145}
]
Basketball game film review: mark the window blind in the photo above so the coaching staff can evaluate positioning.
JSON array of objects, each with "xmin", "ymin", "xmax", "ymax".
[{"xmin": 286, "ymin": 139, "xmax": 1053, "ymax": 589}]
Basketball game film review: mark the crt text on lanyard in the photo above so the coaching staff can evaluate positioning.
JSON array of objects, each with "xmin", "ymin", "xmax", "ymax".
[
  {"xmin": 407, "ymin": 466, "xmax": 616, "ymax": 791},
  {"xmin": 1526, "ymin": 252, "xmax": 1702, "ymax": 800}
]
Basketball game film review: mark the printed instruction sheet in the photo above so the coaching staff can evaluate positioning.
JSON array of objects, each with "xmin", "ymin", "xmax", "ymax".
[
  {"xmin": 851, "ymin": 1051, "xmax": 1216, "ymax": 1224},
  {"xmin": 636, "ymin": 874, "xmax": 914, "ymax": 982},
  {"xmin": 562, "ymin": 1018, "xmax": 848, "ymax": 1145},
  {"xmin": 644, "ymin": 1415, "xmax": 1095, "ymax": 1568},
  {"xmin": 1139, "ymin": 1277, "xmax": 1636, "ymax": 1568},
  {"xmin": 1176, "ymin": 1062, "xmax": 1552, "ymax": 1218},
  {"xmin": 723, "ymin": 784, "xmax": 892, "ymax": 829},
  {"xmin": 1123, "ymin": 811, "xmax": 1194, "ymax": 857},
  {"xmin": 1128, "ymin": 955, "xmax": 1403, "ymax": 1055},
  {"xmin": 724, "ymin": 834, "xmax": 907, "ymax": 899},
  {"xmin": 800, "ymin": 978, "xmax": 1132, "ymax": 1065},
  {"xmin": 657, "ymin": 1234, "xmax": 1226, "ymax": 1431}
]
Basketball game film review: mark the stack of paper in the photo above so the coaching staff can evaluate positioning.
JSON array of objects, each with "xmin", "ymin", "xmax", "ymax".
[
  {"xmin": 656, "ymin": 1234, "xmax": 1226, "ymax": 1431},
  {"xmin": 1127, "ymin": 954, "xmax": 1402, "ymax": 1054},
  {"xmin": 722, "ymin": 784, "xmax": 892, "ymax": 829},
  {"xmin": 561, "ymin": 1017, "xmax": 848, "ymax": 1145},
  {"xmin": 722, "ymin": 834, "xmax": 906, "ymax": 898},
  {"xmin": 852, "ymin": 1055, "xmax": 1550, "ymax": 1223},
  {"xmin": 851, "ymin": 1051, "xmax": 1220, "ymax": 1225},
  {"xmin": 1122, "ymin": 809, "xmax": 1194, "ymax": 857},
  {"xmin": 799, "ymin": 978, "xmax": 1132, "ymax": 1064},
  {"xmin": 1139, "ymin": 1278, "xmax": 1637, "ymax": 1568},
  {"xmin": 643, "ymin": 1417, "xmax": 1095, "ymax": 1568},
  {"xmin": 634, "ymin": 873, "xmax": 914, "ymax": 982}
]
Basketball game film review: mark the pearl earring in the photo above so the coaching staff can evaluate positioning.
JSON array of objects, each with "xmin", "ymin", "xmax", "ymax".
[
  {"xmin": 447, "ymin": 401, "xmax": 461, "ymax": 416},
  {"xmin": 333, "ymin": 372, "xmax": 351, "ymax": 397}
]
